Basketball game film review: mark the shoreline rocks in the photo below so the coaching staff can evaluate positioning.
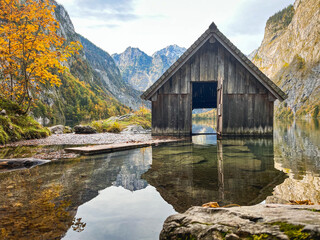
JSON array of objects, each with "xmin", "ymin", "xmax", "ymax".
[
  {"xmin": 48, "ymin": 125, "xmax": 65, "ymax": 134},
  {"xmin": 74, "ymin": 125, "xmax": 97, "ymax": 134},
  {"xmin": 48, "ymin": 125, "xmax": 73, "ymax": 134},
  {"xmin": 0, "ymin": 109, "xmax": 7, "ymax": 115},
  {"xmin": 2, "ymin": 132, "xmax": 154, "ymax": 147},
  {"xmin": 160, "ymin": 204, "xmax": 320, "ymax": 240},
  {"xmin": 121, "ymin": 125, "xmax": 151, "ymax": 134}
]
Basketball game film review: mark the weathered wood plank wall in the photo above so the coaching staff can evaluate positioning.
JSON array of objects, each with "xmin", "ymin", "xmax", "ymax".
[{"xmin": 150, "ymin": 40, "xmax": 274, "ymax": 136}]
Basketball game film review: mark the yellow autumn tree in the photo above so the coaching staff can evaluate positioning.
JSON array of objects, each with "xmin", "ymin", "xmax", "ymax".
[{"xmin": 0, "ymin": 0, "xmax": 81, "ymax": 112}]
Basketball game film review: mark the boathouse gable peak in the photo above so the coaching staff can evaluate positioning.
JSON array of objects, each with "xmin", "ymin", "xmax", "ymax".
[{"xmin": 141, "ymin": 22, "xmax": 287, "ymax": 102}]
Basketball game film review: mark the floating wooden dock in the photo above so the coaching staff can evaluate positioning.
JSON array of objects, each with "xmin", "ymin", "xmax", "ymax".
[{"xmin": 65, "ymin": 139, "xmax": 186, "ymax": 155}]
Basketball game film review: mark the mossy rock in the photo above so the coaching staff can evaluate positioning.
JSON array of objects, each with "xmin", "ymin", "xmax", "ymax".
[{"xmin": 0, "ymin": 98, "xmax": 50, "ymax": 145}]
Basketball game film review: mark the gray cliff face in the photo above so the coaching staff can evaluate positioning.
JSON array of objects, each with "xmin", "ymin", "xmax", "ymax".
[
  {"xmin": 54, "ymin": 3, "xmax": 77, "ymax": 46},
  {"xmin": 149, "ymin": 45, "xmax": 186, "ymax": 87},
  {"xmin": 112, "ymin": 45, "xmax": 186, "ymax": 91},
  {"xmin": 252, "ymin": 0, "xmax": 320, "ymax": 118},
  {"xmin": 79, "ymin": 36, "xmax": 145, "ymax": 110},
  {"xmin": 112, "ymin": 47, "xmax": 153, "ymax": 91},
  {"xmin": 55, "ymin": 2, "xmax": 144, "ymax": 111}
]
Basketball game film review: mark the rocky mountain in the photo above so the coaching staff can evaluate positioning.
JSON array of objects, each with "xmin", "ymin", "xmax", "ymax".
[
  {"xmin": 32, "ymin": 1, "xmax": 144, "ymax": 126},
  {"xmin": 79, "ymin": 36, "xmax": 143, "ymax": 110},
  {"xmin": 112, "ymin": 47, "xmax": 153, "ymax": 91},
  {"xmin": 251, "ymin": 0, "xmax": 320, "ymax": 119},
  {"xmin": 112, "ymin": 45, "xmax": 186, "ymax": 91}
]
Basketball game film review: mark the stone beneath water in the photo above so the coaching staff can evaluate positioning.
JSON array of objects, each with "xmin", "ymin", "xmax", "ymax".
[
  {"xmin": 0, "ymin": 158, "xmax": 50, "ymax": 172},
  {"xmin": 160, "ymin": 205, "xmax": 320, "ymax": 240},
  {"xmin": 74, "ymin": 125, "xmax": 97, "ymax": 134}
]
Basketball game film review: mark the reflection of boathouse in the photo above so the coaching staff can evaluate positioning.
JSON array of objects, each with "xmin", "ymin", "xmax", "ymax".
[
  {"xmin": 141, "ymin": 22, "xmax": 287, "ymax": 137},
  {"xmin": 143, "ymin": 138, "xmax": 286, "ymax": 212}
]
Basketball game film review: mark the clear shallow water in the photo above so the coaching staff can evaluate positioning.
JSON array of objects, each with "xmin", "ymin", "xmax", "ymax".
[{"xmin": 0, "ymin": 119, "xmax": 319, "ymax": 239}]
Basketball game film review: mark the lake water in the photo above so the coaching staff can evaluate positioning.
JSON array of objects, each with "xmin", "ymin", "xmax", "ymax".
[{"xmin": 0, "ymin": 119, "xmax": 319, "ymax": 239}]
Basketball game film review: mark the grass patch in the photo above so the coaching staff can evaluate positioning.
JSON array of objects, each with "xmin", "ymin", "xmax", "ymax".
[
  {"xmin": 271, "ymin": 222, "xmax": 311, "ymax": 240},
  {"xmin": 0, "ymin": 98, "xmax": 50, "ymax": 145},
  {"xmin": 176, "ymin": 234, "xmax": 197, "ymax": 240},
  {"xmin": 107, "ymin": 122, "xmax": 121, "ymax": 133},
  {"xmin": 249, "ymin": 234, "xmax": 276, "ymax": 240},
  {"xmin": 303, "ymin": 208, "xmax": 320, "ymax": 213},
  {"xmin": 90, "ymin": 106, "xmax": 151, "ymax": 133}
]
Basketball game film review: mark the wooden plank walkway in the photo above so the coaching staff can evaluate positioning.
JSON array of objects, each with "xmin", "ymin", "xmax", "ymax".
[{"xmin": 65, "ymin": 139, "xmax": 187, "ymax": 156}]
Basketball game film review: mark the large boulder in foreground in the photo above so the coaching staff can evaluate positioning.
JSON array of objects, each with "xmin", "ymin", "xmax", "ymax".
[
  {"xmin": 160, "ymin": 205, "xmax": 320, "ymax": 240},
  {"xmin": 74, "ymin": 125, "xmax": 97, "ymax": 134}
]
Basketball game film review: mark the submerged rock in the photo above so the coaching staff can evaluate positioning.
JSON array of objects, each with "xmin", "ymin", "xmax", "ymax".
[
  {"xmin": 74, "ymin": 125, "xmax": 97, "ymax": 134},
  {"xmin": 0, "ymin": 158, "xmax": 50, "ymax": 172},
  {"xmin": 160, "ymin": 205, "xmax": 320, "ymax": 240}
]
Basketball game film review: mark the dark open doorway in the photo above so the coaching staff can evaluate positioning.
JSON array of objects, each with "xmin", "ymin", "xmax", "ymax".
[
  {"xmin": 192, "ymin": 82, "xmax": 218, "ymax": 109},
  {"xmin": 192, "ymin": 82, "xmax": 218, "ymax": 135}
]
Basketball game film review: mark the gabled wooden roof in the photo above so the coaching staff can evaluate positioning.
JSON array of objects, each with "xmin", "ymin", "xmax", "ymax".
[{"xmin": 141, "ymin": 22, "xmax": 287, "ymax": 101}]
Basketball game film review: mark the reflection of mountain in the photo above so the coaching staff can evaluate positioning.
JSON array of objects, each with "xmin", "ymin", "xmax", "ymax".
[
  {"xmin": 269, "ymin": 119, "xmax": 320, "ymax": 203},
  {"xmin": 192, "ymin": 124, "xmax": 215, "ymax": 134},
  {"xmin": 274, "ymin": 119, "xmax": 320, "ymax": 177},
  {"xmin": 143, "ymin": 139, "xmax": 286, "ymax": 213},
  {"xmin": 269, "ymin": 174, "xmax": 320, "ymax": 204},
  {"xmin": 113, "ymin": 148, "xmax": 152, "ymax": 191},
  {"xmin": 0, "ymin": 148, "xmax": 151, "ymax": 239},
  {"xmin": 192, "ymin": 119, "xmax": 216, "ymax": 134},
  {"xmin": 192, "ymin": 135, "xmax": 217, "ymax": 145}
]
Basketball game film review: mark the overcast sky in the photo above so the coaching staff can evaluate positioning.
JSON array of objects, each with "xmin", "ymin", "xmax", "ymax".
[{"xmin": 55, "ymin": 0, "xmax": 294, "ymax": 56}]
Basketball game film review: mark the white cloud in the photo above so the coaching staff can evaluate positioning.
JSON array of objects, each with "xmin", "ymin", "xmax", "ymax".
[{"xmin": 56, "ymin": 0, "xmax": 294, "ymax": 55}]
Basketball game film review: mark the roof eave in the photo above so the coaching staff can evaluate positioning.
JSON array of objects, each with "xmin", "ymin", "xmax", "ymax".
[
  {"xmin": 141, "ymin": 29, "xmax": 214, "ymax": 100},
  {"xmin": 212, "ymin": 31, "xmax": 287, "ymax": 102},
  {"xmin": 141, "ymin": 22, "xmax": 287, "ymax": 102}
]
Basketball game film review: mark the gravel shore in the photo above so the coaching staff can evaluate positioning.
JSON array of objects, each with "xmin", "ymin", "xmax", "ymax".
[
  {"xmin": 3, "ymin": 133, "xmax": 154, "ymax": 147},
  {"xmin": 0, "ymin": 133, "xmax": 185, "ymax": 161}
]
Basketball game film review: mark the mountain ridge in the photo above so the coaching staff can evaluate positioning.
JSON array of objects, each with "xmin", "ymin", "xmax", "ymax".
[{"xmin": 112, "ymin": 45, "xmax": 186, "ymax": 91}]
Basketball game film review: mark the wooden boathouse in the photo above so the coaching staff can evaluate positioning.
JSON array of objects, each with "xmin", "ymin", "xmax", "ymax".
[{"xmin": 141, "ymin": 22, "xmax": 287, "ymax": 137}]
